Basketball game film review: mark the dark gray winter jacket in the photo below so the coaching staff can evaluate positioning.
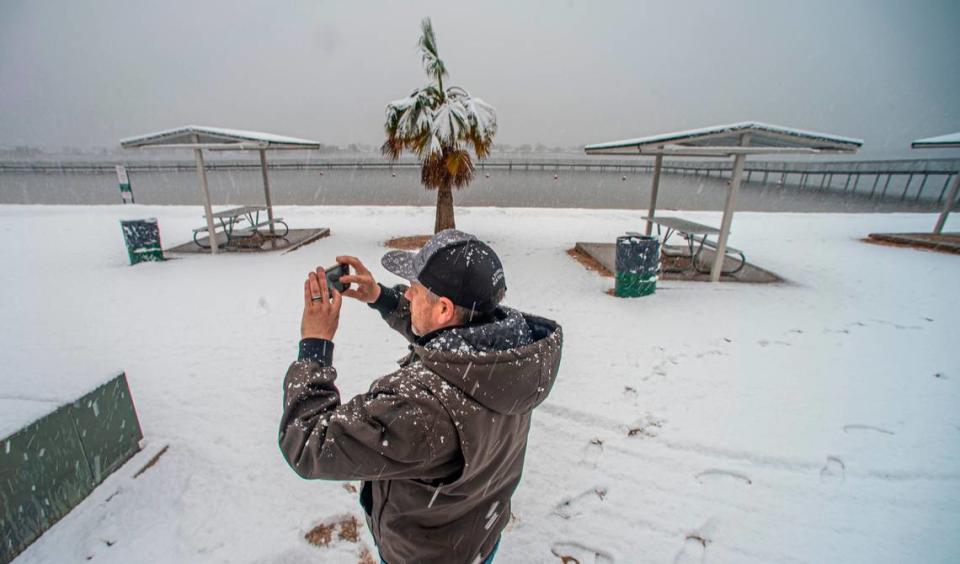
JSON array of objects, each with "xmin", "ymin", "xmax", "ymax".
[{"xmin": 279, "ymin": 284, "xmax": 562, "ymax": 564}]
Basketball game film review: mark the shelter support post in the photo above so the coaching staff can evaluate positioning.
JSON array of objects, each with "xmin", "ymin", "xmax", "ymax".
[
  {"xmin": 933, "ymin": 172, "xmax": 960, "ymax": 234},
  {"xmin": 710, "ymin": 134, "xmax": 751, "ymax": 282},
  {"xmin": 645, "ymin": 153, "xmax": 664, "ymax": 236},
  {"xmin": 259, "ymin": 149, "xmax": 276, "ymax": 235},
  {"xmin": 192, "ymin": 135, "xmax": 218, "ymax": 255}
]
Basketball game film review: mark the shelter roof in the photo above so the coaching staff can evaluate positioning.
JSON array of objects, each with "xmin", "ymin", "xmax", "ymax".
[
  {"xmin": 120, "ymin": 125, "xmax": 321, "ymax": 150},
  {"xmin": 911, "ymin": 132, "xmax": 960, "ymax": 149},
  {"xmin": 584, "ymin": 122, "xmax": 862, "ymax": 157}
]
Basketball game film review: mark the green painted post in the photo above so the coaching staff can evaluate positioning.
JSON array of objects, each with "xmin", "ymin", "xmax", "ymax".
[{"xmin": 116, "ymin": 165, "xmax": 134, "ymax": 204}]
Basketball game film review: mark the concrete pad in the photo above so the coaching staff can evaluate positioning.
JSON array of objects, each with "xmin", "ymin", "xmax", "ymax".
[
  {"xmin": 166, "ymin": 228, "xmax": 330, "ymax": 255},
  {"xmin": 866, "ymin": 232, "xmax": 960, "ymax": 254},
  {"xmin": 574, "ymin": 242, "xmax": 783, "ymax": 283}
]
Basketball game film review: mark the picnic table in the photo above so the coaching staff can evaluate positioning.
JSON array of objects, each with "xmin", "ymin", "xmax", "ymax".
[
  {"xmin": 646, "ymin": 216, "xmax": 746, "ymax": 275},
  {"xmin": 193, "ymin": 206, "xmax": 289, "ymax": 249}
]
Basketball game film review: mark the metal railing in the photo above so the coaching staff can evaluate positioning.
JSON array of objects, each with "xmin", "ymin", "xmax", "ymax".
[{"xmin": 2, "ymin": 157, "xmax": 957, "ymax": 204}]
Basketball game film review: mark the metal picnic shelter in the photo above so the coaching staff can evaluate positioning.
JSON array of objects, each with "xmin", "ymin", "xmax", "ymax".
[
  {"xmin": 911, "ymin": 132, "xmax": 960, "ymax": 234},
  {"xmin": 120, "ymin": 126, "xmax": 321, "ymax": 254},
  {"xmin": 584, "ymin": 122, "xmax": 863, "ymax": 282}
]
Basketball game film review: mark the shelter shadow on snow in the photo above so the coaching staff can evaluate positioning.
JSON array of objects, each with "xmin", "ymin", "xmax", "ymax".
[
  {"xmin": 166, "ymin": 228, "xmax": 330, "ymax": 255},
  {"xmin": 572, "ymin": 242, "xmax": 783, "ymax": 284}
]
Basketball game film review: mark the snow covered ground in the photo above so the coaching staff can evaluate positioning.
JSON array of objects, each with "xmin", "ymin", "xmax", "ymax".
[{"xmin": 3, "ymin": 204, "xmax": 959, "ymax": 563}]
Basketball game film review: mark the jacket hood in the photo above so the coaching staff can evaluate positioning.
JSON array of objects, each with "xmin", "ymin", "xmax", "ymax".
[{"xmin": 415, "ymin": 308, "xmax": 562, "ymax": 415}]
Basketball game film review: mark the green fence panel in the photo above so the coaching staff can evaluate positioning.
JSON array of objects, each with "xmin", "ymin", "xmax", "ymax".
[
  {"xmin": 1, "ymin": 406, "xmax": 93, "ymax": 560},
  {"xmin": 69, "ymin": 375, "xmax": 143, "ymax": 485},
  {"xmin": 0, "ymin": 374, "xmax": 142, "ymax": 563}
]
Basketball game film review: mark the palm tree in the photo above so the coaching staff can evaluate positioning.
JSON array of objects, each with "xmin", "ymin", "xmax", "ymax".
[{"xmin": 382, "ymin": 18, "xmax": 497, "ymax": 233}]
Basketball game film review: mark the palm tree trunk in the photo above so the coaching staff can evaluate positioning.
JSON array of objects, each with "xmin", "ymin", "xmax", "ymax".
[{"xmin": 435, "ymin": 182, "xmax": 455, "ymax": 233}]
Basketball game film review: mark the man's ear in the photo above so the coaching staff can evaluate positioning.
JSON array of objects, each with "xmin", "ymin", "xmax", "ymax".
[{"xmin": 436, "ymin": 297, "xmax": 457, "ymax": 325}]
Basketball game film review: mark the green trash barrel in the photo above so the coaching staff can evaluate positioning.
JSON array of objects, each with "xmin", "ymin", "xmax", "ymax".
[
  {"xmin": 615, "ymin": 233, "xmax": 659, "ymax": 297},
  {"xmin": 120, "ymin": 218, "xmax": 164, "ymax": 265}
]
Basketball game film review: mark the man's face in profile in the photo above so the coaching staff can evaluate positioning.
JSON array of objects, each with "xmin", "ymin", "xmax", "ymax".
[{"xmin": 404, "ymin": 282, "xmax": 436, "ymax": 336}]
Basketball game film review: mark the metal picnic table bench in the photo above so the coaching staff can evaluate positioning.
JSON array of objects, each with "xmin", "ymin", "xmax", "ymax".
[
  {"xmin": 193, "ymin": 205, "xmax": 289, "ymax": 249},
  {"xmin": 646, "ymin": 216, "xmax": 746, "ymax": 275}
]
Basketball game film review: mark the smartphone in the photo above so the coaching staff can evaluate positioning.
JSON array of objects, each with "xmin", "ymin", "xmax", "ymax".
[{"xmin": 324, "ymin": 263, "xmax": 350, "ymax": 293}]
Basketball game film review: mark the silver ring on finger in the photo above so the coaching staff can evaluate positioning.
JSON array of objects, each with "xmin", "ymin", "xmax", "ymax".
[{"xmin": 311, "ymin": 295, "xmax": 323, "ymax": 302}]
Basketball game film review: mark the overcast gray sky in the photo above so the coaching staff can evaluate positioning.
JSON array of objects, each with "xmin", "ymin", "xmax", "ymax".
[{"xmin": 1, "ymin": 0, "xmax": 958, "ymax": 157}]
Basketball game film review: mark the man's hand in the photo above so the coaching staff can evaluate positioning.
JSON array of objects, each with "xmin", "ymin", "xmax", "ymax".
[
  {"xmin": 337, "ymin": 255, "xmax": 382, "ymax": 304},
  {"xmin": 301, "ymin": 267, "xmax": 342, "ymax": 340}
]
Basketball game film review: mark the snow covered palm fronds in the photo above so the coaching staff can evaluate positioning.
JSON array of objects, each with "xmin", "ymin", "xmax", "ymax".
[
  {"xmin": 417, "ymin": 17, "xmax": 447, "ymax": 86},
  {"xmin": 381, "ymin": 18, "xmax": 497, "ymax": 189},
  {"xmin": 382, "ymin": 83, "xmax": 497, "ymax": 165}
]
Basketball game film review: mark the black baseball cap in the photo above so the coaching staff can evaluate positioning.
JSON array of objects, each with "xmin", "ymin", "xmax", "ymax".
[{"xmin": 382, "ymin": 229, "xmax": 506, "ymax": 313}]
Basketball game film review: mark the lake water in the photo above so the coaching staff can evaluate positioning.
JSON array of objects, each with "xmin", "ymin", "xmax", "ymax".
[{"xmin": 0, "ymin": 166, "xmax": 939, "ymax": 212}]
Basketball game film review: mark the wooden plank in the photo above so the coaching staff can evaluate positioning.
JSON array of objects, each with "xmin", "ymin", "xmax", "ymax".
[
  {"xmin": 645, "ymin": 216, "xmax": 720, "ymax": 234},
  {"xmin": 209, "ymin": 206, "xmax": 265, "ymax": 219}
]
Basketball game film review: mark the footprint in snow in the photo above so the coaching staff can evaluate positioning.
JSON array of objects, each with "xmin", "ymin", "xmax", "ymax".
[
  {"xmin": 843, "ymin": 424, "xmax": 894, "ymax": 435},
  {"xmin": 626, "ymin": 414, "xmax": 665, "ymax": 438},
  {"xmin": 580, "ymin": 438, "xmax": 604, "ymax": 468},
  {"xmin": 649, "ymin": 363, "xmax": 669, "ymax": 379},
  {"xmin": 673, "ymin": 519, "xmax": 717, "ymax": 564},
  {"xmin": 820, "ymin": 321, "xmax": 863, "ymax": 334},
  {"xmin": 757, "ymin": 339, "xmax": 791, "ymax": 347},
  {"xmin": 84, "ymin": 540, "xmax": 117, "ymax": 561},
  {"xmin": 647, "ymin": 348, "xmax": 683, "ymax": 380},
  {"xmin": 869, "ymin": 319, "xmax": 923, "ymax": 331},
  {"xmin": 695, "ymin": 469, "xmax": 752, "ymax": 486},
  {"xmin": 673, "ymin": 535, "xmax": 708, "ymax": 564},
  {"xmin": 694, "ymin": 349, "xmax": 724, "ymax": 359},
  {"xmin": 256, "ymin": 296, "xmax": 270, "ymax": 314},
  {"xmin": 820, "ymin": 456, "xmax": 846, "ymax": 484},
  {"xmin": 551, "ymin": 541, "xmax": 615, "ymax": 564},
  {"xmin": 551, "ymin": 486, "xmax": 608, "ymax": 520}
]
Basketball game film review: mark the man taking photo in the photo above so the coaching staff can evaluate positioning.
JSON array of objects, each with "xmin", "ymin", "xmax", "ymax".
[{"xmin": 278, "ymin": 229, "xmax": 563, "ymax": 564}]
